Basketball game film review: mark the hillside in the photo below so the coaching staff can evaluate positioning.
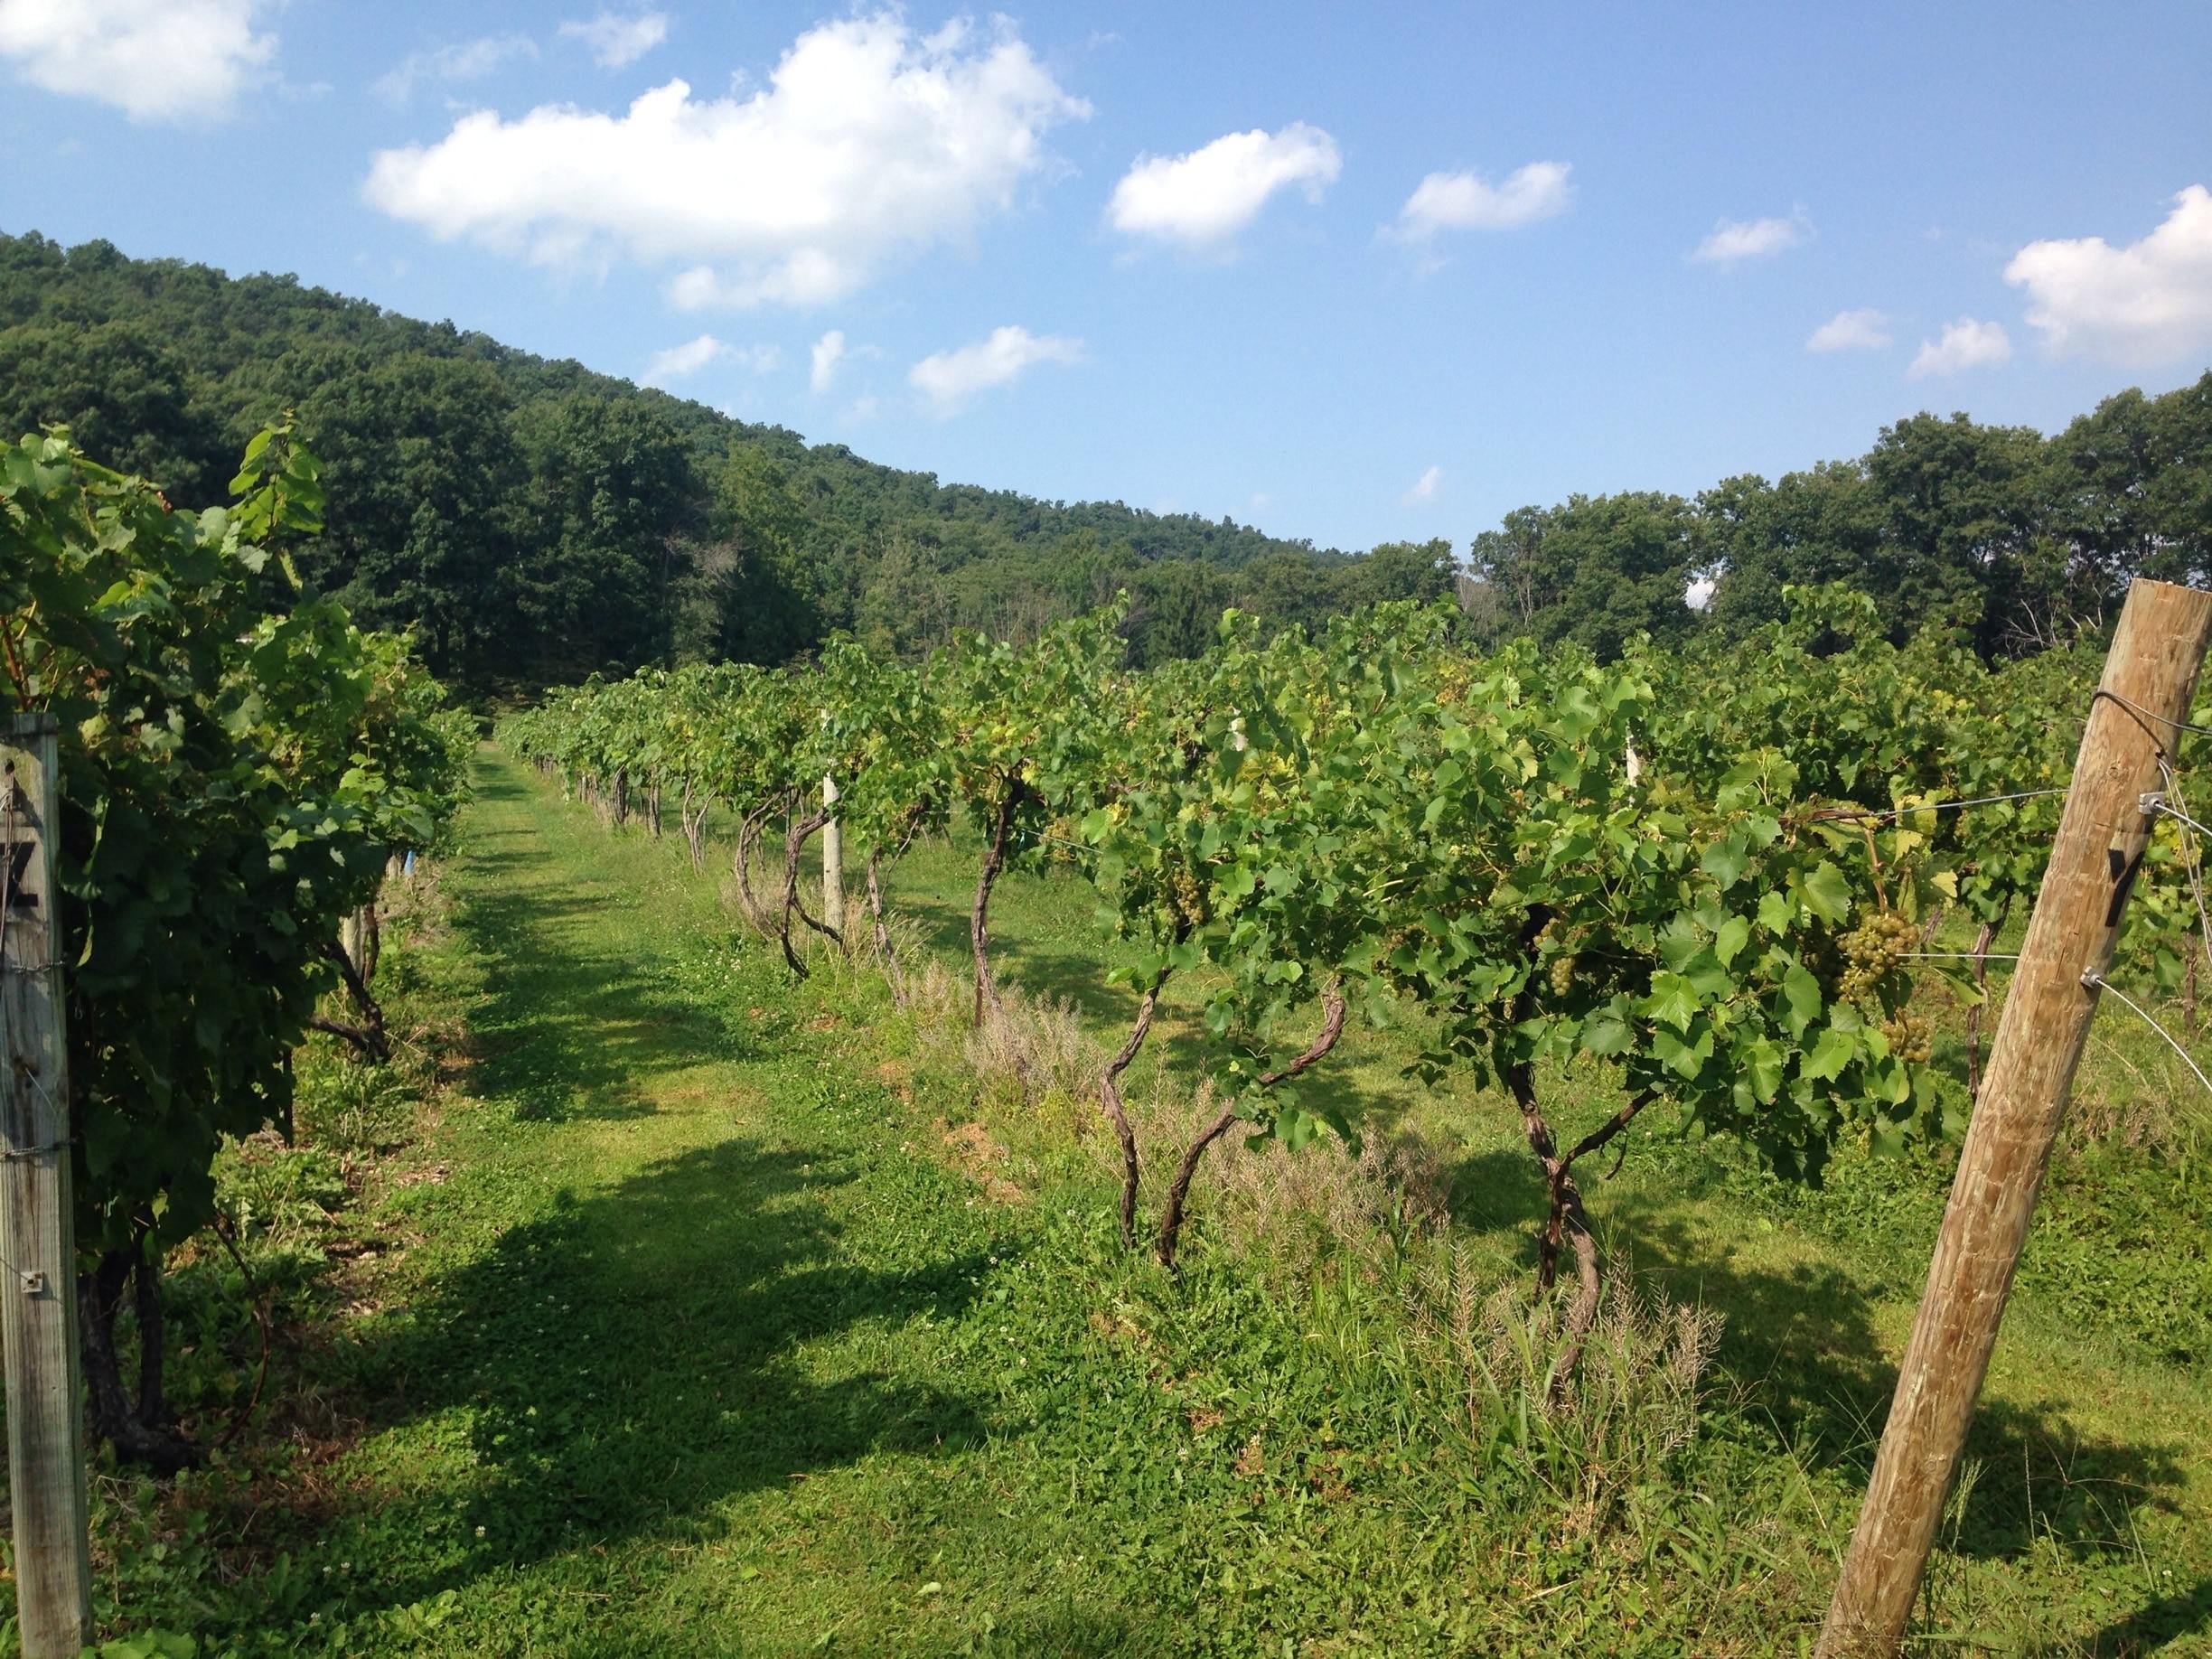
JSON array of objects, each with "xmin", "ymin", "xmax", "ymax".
[
  {"xmin": 5, "ymin": 229, "xmax": 2209, "ymax": 693},
  {"xmin": 0, "ymin": 230, "xmax": 1450, "ymax": 689}
]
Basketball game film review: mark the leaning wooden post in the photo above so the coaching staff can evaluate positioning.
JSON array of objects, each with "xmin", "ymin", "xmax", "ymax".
[
  {"xmin": 0, "ymin": 714, "xmax": 94, "ymax": 1657},
  {"xmin": 1817, "ymin": 578, "xmax": 2212, "ymax": 1656},
  {"xmin": 820, "ymin": 772, "xmax": 846, "ymax": 940}
]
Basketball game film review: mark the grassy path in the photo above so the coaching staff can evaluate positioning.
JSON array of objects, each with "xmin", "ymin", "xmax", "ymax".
[
  {"xmin": 313, "ymin": 750, "xmax": 1133, "ymax": 1654},
  {"xmin": 213, "ymin": 748, "xmax": 2212, "ymax": 1657}
]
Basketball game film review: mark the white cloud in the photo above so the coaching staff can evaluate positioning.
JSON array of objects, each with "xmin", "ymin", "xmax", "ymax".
[
  {"xmin": 374, "ymin": 35, "xmax": 536, "ymax": 108},
  {"xmin": 2005, "ymin": 185, "xmax": 2212, "ymax": 368},
  {"xmin": 643, "ymin": 334, "xmax": 780, "ymax": 387},
  {"xmin": 365, "ymin": 14, "xmax": 1089, "ymax": 308},
  {"xmin": 1907, "ymin": 317, "xmax": 2012, "ymax": 379},
  {"xmin": 559, "ymin": 11, "xmax": 669, "ymax": 70},
  {"xmin": 0, "ymin": 0, "xmax": 276, "ymax": 124},
  {"xmin": 1692, "ymin": 209, "xmax": 1812, "ymax": 266},
  {"xmin": 1107, "ymin": 123, "xmax": 1340, "ymax": 250},
  {"xmin": 811, "ymin": 330, "xmax": 848, "ymax": 393},
  {"xmin": 1806, "ymin": 308, "xmax": 1892, "ymax": 352},
  {"xmin": 1401, "ymin": 464, "xmax": 1442, "ymax": 505},
  {"xmin": 909, "ymin": 325, "xmax": 1083, "ymax": 417},
  {"xmin": 1394, "ymin": 162, "xmax": 1572, "ymax": 239},
  {"xmin": 644, "ymin": 334, "xmax": 725, "ymax": 383}
]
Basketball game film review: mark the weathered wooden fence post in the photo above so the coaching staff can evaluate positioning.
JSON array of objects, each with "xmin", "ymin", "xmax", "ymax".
[
  {"xmin": 0, "ymin": 713, "xmax": 94, "ymax": 1656},
  {"xmin": 1816, "ymin": 577, "xmax": 2212, "ymax": 1655},
  {"xmin": 820, "ymin": 772, "xmax": 845, "ymax": 940}
]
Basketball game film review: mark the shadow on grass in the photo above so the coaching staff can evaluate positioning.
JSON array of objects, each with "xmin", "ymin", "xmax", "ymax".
[
  {"xmin": 334, "ymin": 1132, "xmax": 997, "ymax": 1603},
  {"xmin": 904, "ymin": 1605, "xmax": 1156, "ymax": 1658},
  {"xmin": 453, "ymin": 771, "xmax": 764, "ymax": 1122},
  {"xmin": 290, "ymin": 763, "xmax": 1009, "ymax": 1626},
  {"xmin": 1596, "ymin": 1197, "xmax": 2192, "ymax": 1568},
  {"xmin": 2081, "ymin": 1574, "xmax": 2212, "ymax": 1654}
]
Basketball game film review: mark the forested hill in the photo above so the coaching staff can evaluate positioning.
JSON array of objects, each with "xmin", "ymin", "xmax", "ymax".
[
  {"xmin": 0, "ymin": 230, "xmax": 1452, "ymax": 690},
  {"xmin": 7, "ymin": 229, "xmax": 2209, "ymax": 692}
]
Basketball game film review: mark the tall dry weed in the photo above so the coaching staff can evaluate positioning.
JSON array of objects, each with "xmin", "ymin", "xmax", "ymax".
[
  {"xmin": 962, "ymin": 986, "xmax": 1107, "ymax": 1119},
  {"xmin": 1406, "ymin": 1242, "xmax": 1723, "ymax": 1527}
]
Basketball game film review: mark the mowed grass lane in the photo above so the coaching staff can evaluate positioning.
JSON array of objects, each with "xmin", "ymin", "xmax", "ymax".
[{"xmin": 313, "ymin": 753, "xmax": 1139, "ymax": 1655}]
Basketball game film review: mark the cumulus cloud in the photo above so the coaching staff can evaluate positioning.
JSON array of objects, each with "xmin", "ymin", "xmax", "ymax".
[
  {"xmin": 1692, "ymin": 208, "xmax": 1812, "ymax": 266},
  {"xmin": 559, "ymin": 11, "xmax": 668, "ymax": 70},
  {"xmin": 0, "ymin": 0, "xmax": 276, "ymax": 123},
  {"xmin": 643, "ymin": 335, "xmax": 779, "ymax": 385},
  {"xmin": 811, "ymin": 330, "xmax": 849, "ymax": 393},
  {"xmin": 374, "ymin": 35, "xmax": 536, "ymax": 107},
  {"xmin": 1395, "ymin": 162, "xmax": 1572, "ymax": 239},
  {"xmin": 365, "ymin": 14, "xmax": 1089, "ymax": 307},
  {"xmin": 1907, "ymin": 317, "xmax": 2012, "ymax": 379},
  {"xmin": 644, "ymin": 334, "xmax": 726, "ymax": 383},
  {"xmin": 2005, "ymin": 185, "xmax": 2212, "ymax": 368},
  {"xmin": 1401, "ymin": 465, "xmax": 1442, "ymax": 505},
  {"xmin": 1806, "ymin": 308, "xmax": 1891, "ymax": 352},
  {"xmin": 1107, "ymin": 123, "xmax": 1340, "ymax": 250},
  {"xmin": 909, "ymin": 325, "xmax": 1082, "ymax": 416}
]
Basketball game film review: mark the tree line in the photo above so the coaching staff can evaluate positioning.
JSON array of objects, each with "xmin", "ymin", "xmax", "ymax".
[{"xmin": 1466, "ymin": 380, "xmax": 2212, "ymax": 661}]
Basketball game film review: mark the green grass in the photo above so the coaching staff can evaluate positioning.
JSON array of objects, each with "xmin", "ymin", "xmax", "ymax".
[{"xmin": 56, "ymin": 750, "xmax": 2212, "ymax": 1656}]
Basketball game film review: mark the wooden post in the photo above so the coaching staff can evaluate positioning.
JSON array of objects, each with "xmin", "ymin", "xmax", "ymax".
[
  {"xmin": 820, "ymin": 773, "xmax": 845, "ymax": 939},
  {"xmin": 0, "ymin": 714, "xmax": 94, "ymax": 1657},
  {"xmin": 1816, "ymin": 578, "xmax": 2212, "ymax": 1656}
]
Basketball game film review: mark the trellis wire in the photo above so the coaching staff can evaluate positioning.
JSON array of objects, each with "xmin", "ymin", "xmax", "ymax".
[
  {"xmin": 1811, "ymin": 787, "xmax": 2069, "ymax": 824},
  {"xmin": 2082, "ymin": 970, "xmax": 2212, "ymax": 1101}
]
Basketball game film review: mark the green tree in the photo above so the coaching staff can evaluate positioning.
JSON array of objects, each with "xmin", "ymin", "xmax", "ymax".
[
  {"xmin": 518, "ymin": 393, "xmax": 701, "ymax": 679},
  {"xmin": 0, "ymin": 320, "xmax": 225, "ymax": 501},
  {"xmin": 679, "ymin": 443, "xmax": 825, "ymax": 666},
  {"xmin": 1470, "ymin": 492, "xmax": 1704, "ymax": 660},
  {"xmin": 1861, "ymin": 411, "xmax": 2048, "ymax": 652},
  {"xmin": 1701, "ymin": 463, "xmax": 1884, "ymax": 637},
  {"xmin": 297, "ymin": 351, "xmax": 525, "ymax": 682}
]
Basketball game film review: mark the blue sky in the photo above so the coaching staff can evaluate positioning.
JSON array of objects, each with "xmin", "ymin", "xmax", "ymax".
[{"xmin": 3, "ymin": 2, "xmax": 2209, "ymax": 553}]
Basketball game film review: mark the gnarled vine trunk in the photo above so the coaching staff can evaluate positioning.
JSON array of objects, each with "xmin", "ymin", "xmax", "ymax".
[
  {"xmin": 731, "ymin": 799, "xmax": 784, "ymax": 935},
  {"xmin": 80, "ymin": 1232, "xmax": 199, "ymax": 1474},
  {"xmin": 970, "ymin": 777, "xmax": 1030, "ymax": 1027},
  {"xmin": 1503, "ymin": 906, "xmax": 1652, "ymax": 1395},
  {"xmin": 680, "ymin": 782, "xmax": 710, "ymax": 873},
  {"xmin": 1156, "ymin": 983, "xmax": 1347, "ymax": 1270},
  {"xmin": 778, "ymin": 808, "xmax": 839, "ymax": 976},
  {"xmin": 1097, "ymin": 974, "xmax": 1168, "ymax": 1250},
  {"xmin": 310, "ymin": 936, "xmax": 389, "ymax": 1062},
  {"xmin": 866, "ymin": 848, "xmax": 903, "ymax": 996}
]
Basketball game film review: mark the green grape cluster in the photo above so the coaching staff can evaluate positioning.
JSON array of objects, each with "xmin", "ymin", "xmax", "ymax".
[
  {"xmin": 1841, "ymin": 909, "xmax": 1917, "ymax": 1003},
  {"xmin": 1881, "ymin": 1009, "xmax": 1935, "ymax": 1064},
  {"xmin": 1170, "ymin": 866, "xmax": 1211, "ymax": 927}
]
